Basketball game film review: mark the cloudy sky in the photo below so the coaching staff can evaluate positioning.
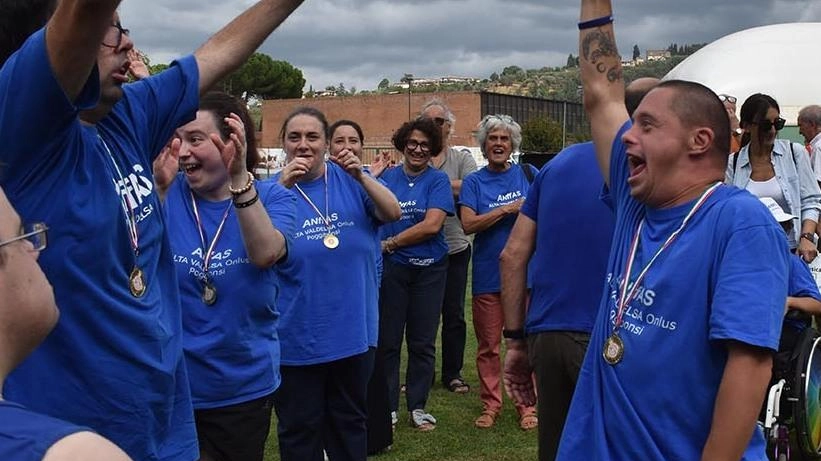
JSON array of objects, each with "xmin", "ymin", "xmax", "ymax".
[{"xmin": 120, "ymin": 0, "xmax": 821, "ymax": 92}]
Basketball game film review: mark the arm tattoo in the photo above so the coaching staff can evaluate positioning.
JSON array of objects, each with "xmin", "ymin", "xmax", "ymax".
[{"xmin": 581, "ymin": 28, "xmax": 622, "ymax": 81}]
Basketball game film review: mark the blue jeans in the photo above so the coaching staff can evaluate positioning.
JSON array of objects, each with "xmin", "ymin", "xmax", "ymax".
[{"xmin": 378, "ymin": 258, "xmax": 448, "ymax": 413}]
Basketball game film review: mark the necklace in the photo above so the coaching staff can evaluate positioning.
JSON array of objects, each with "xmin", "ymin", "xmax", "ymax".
[
  {"xmin": 99, "ymin": 135, "xmax": 145, "ymax": 298},
  {"xmin": 294, "ymin": 164, "xmax": 338, "ymax": 249},
  {"xmin": 603, "ymin": 182, "xmax": 721, "ymax": 365},
  {"xmin": 190, "ymin": 191, "xmax": 233, "ymax": 306},
  {"xmin": 403, "ymin": 166, "xmax": 426, "ymax": 187}
]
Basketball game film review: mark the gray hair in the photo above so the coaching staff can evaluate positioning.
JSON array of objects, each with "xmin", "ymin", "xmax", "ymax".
[
  {"xmin": 420, "ymin": 98, "xmax": 456, "ymax": 136},
  {"xmin": 799, "ymin": 105, "xmax": 821, "ymax": 125},
  {"xmin": 475, "ymin": 114, "xmax": 522, "ymax": 155}
]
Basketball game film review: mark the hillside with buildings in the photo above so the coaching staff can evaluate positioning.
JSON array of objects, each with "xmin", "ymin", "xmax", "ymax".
[{"xmin": 307, "ymin": 44, "xmax": 704, "ymax": 102}]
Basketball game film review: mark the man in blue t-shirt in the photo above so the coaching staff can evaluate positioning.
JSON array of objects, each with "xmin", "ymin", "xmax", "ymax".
[
  {"xmin": 0, "ymin": 1, "xmax": 306, "ymax": 460},
  {"xmin": 504, "ymin": 1, "xmax": 789, "ymax": 460}
]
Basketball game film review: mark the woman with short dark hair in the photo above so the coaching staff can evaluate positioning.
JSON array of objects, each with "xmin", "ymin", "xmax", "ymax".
[{"xmin": 378, "ymin": 117, "xmax": 454, "ymax": 432}]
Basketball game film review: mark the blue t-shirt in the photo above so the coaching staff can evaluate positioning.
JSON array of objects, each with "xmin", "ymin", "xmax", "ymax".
[
  {"xmin": 783, "ymin": 254, "xmax": 821, "ymax": 333},
  {"xmin": 459, "ymin": 163, "xmax": 537, "ymax": 294},
  {"xmin": 557, "ymin": 122, "xmax": 789, "ymax": 461},
  {"xmin": 0, "ymin": 30, "xmax": 199, "ymax": 461},
  {"xmin": 379, "ymin": 165, "xmax": 454, "ymax": 266},
  {"xmin": 520, "ymin": 142, "xmax": 615, "ymax": 334},
  {"xmin": 274, "ymin": 162, "xmax": 383, "ymax": 365},
  {"xmin": 165, "ymin": 177, "xmax": 296, "ymax": 409},
  {"xmin": 0, "ymin": 401, "xmax": 91, "ymax": 461}
]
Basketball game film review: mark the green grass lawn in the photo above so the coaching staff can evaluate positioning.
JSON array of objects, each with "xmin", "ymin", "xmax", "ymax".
[{"xmin": 263, "ymin": 281, "xmax": 539, "ymax": 460}]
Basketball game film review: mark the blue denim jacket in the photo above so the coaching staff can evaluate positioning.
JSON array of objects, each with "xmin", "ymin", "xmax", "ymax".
[{"xmin": 726, "ymin": 139, "xmax": 821, "ymax": 248}]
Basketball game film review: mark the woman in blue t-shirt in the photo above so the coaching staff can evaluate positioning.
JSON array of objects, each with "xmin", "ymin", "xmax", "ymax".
[
  {"xmin": 272, "ymin": 107, "xmax": 401, "ymax": 461},
  {"xmin": 156, "ymin": 92, "xmax": 296, "ymax": 461},
  {"xmin": 378, "ymin": 118, "xmax": 455, "ymax": 432},
  {"xmin": 459, "ymin": 114, "xmax": 538, "ymax": 431}
]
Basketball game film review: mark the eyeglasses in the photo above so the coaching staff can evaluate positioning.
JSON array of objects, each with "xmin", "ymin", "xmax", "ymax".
[
  {"xmin": 756, "ymin": 117, "xmax": 786, "ymax": 132},
  {"xmin": 0, "ymin": 223, "xmax": 48, "ymax": 251},
  {"xmin": 101, "ymin": 22, "xmax": 130, "ymax": 49},
  {"xmin": 405, "ymin": 139, "xmax": 431, "ymax": 153},
  {"xmin": 718, "ymin": 94, "xmax": 737, "ymax": 104}
]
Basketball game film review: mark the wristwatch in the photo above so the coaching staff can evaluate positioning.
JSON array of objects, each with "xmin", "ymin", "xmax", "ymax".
[{"xmin": 502, "ymin": 328, "xmax": 526, "ymax": 340}]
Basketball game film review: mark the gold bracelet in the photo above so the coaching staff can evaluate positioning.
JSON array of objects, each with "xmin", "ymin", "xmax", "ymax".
[{"xmin": 228, "ymin": 171, "xmax": 254, "ymax": 196}]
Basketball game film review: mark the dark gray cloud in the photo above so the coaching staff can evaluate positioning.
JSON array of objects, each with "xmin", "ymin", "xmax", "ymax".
[{"xmin": 120, "ymin": 0, "xmax": 821, "ymax": 91}]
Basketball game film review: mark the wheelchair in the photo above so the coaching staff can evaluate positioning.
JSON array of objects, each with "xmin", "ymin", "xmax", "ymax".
[{"xmin": 762, "ymin": 315, "xmax": 821, "ymax": 461}]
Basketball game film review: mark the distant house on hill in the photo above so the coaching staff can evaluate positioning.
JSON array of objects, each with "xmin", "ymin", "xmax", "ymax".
[{"xmin": 646, "ymin": 49, "xmax": 672, "ymax": 61}]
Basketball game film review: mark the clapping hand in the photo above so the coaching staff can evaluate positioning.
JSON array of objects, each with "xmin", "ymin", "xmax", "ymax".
[{"xmin": 210, "ymin": 113, "xmax": 247, "ymax": 181}]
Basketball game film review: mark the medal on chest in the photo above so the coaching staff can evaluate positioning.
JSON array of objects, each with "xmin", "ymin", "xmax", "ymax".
[
  {"xmin": 190, "ymin": 192, "xmax": 233, "ymax": 306},
  {"xmin": 295, "ymin": 165, "xmax": 339, "ymax": 250},
  {"xmin": 604, "ymin": 182, "xmax": 721, "ymax": 365}
]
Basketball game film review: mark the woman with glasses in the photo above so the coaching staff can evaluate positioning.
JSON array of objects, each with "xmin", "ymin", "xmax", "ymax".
[
  {"xmin": 726, "ymin": 93, "xmax": 821, "ymax": 262},
  {"xmin": 458, "ymin": 115, "xmax": 538, "ymax": 431},
  {"xmin": 157, "ymin": 91, "xmax": 296, "ymax": 461},
  {"xmin": 378, "ymin": 118, "xmax": 455, "ymax": 432},
  {"xmin": 272, "ymin": 108, "xmax": 400, "ymax": 461}
]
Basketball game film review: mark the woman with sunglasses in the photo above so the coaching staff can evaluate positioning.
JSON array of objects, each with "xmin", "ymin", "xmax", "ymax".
[
  {"xmin": 726, "ymin": 93, "xmax": 821, "ymax": 262},
  {"xmin": 378, "ymin": 118, "xmax": 455, "ymax": 432}
]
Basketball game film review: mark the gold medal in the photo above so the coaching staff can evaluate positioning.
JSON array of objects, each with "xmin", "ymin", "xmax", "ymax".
[
  {"xmin": 129, "ymin": 266, "xmax": 146, "ymax": 298},
  {"xmin": 323, "ymin": 233, "xmax": 339, "ymax": 249},
  {"xmin": 603, "ymin": 333, "xmax": 624, "ymax": 365},
  {"xmin": 202, "ymin": 282, "xmax": 217, "ymax": 306}
]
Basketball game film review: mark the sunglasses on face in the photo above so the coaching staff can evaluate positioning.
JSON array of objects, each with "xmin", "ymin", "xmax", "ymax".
[
  {"xmin": 718, "ymin": 94, "xmax": 737, "ymax": 104},
  {"xmin": 756, "ymin": 117, "xmax": 786, "ymax": 132}
]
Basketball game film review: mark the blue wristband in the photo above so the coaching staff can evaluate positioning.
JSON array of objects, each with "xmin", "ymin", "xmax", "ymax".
[{"xmin": 578, "ymin": 15, "xmax": 613, "ymax": 30}]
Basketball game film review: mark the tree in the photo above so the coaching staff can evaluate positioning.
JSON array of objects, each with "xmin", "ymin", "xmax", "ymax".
[
  {"xmin": 566, "ymin": 54, "xmax": 577, "ymax": 68},
  {"xmin": 489, "ymin": 72, "xmax": 499, "ymax": 82},
  {"xmin": 632, "ymin": 44, "xmax": 640, "ymax": 61},
  {"xmin": 149, "ymin": 63, "xmax": 169, "ymax": 75},
  {"xmin": 521, "ymin": 116, "xmax": 564, "ymax": 153},
  {"xmin": 377, "ymin": 78, "xmax": 390, "ymax": 90},
  {"xmin": 220, "ymin": 52, "xmax": 305, "ymax": 100}
]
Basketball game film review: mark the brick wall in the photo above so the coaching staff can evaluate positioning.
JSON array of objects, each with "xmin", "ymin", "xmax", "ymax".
[{"xmin": 261, "ymin": 91, "xmax": 483, "ymax": 153}]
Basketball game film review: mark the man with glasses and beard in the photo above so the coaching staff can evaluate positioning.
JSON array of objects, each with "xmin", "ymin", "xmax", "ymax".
[{"xmin": 0, "ymin": 0, "xmax": 305, "ymax": 459}]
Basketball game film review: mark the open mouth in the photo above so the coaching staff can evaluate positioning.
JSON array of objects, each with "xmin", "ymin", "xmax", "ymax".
[
  {"xmin": 112, "ymin": 61, "xmax": 131, "ymax": 83},
  {"xmin": 627, "ymin": 154, "xmax": 646, "ymax": 179},
  {"xmin": 181, "ymin": 162, "xmax": 202, "ymax": 174}
]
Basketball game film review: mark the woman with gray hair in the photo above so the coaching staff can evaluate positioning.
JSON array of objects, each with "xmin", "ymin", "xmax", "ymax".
[{"xmin": 458, "ymin": 114, "xmax": 539, "ymax": 430}]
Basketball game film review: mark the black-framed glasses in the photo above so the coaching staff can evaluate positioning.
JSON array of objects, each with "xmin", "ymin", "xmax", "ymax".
[
  {"xmin": 718, "ymin": 94, "xmax": 737, "ymax": 104},
  {"xmin": 0, "ymin": 223, "xmax": 48, "ymax": 251},
  {"xmin": 101, "ymin": 22, "xmax": 130, "ymax": 49},
  {"xmin": 406, "ymin": 139, "xmax": 431, "ymax": 153},
  {"xmin": 756, "ymin": 117, "xmax": 786, "ymax": 132}
]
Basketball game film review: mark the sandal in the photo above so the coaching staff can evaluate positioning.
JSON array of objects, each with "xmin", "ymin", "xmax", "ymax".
[
  {"xmin": 446, "ymin": 377, "xmax": 470, "ymax": 394},
  {"xmin": 474, "ymin": 410, "xmax": 498, "ymax": 429},
  {"xmin": 519, "ymin": 410, "xmax": 538, "ymax": 431},
  {"xmin": 409, "ymin": 409, "xmax": 437, "ymax": 432}
]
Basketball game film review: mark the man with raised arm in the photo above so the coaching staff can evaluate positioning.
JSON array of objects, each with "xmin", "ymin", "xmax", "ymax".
[
  {"xmin": 0, "ymin": 0, "xmax": 305, "ymax": 459},
  {"xmin": 522, "ymin": 1, "xmax": 787, "ymax": 459}
]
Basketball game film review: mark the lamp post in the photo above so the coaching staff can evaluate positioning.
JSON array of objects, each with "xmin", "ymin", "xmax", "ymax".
[{"xmin": 402, "ymin": 73, "xmax": 414, "ymax": 121}]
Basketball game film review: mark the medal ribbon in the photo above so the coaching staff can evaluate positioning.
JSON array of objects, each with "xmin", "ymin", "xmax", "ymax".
[
  {"xmin": 190, "ymin": 191, "xmax": 233, "ymax": 283},
  {"xmin": 612, "ymin": 182, "xmax": 722, "ymax": 332},
  {"xmin": 99, "ymin": 135, "xmax": 140, "ymax": 257},
  {"xmin": 294, "ymin": 164, "xmax": 332, "ymax": 233}
]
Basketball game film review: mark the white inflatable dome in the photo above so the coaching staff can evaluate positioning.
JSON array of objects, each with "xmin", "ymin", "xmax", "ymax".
[{"xmin": 664, "ymin": 23, "xmax": 821, "ymax": 123}]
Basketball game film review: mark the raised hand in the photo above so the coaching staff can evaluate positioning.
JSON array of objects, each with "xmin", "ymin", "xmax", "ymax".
[
  {"xmin": 209, "ymin": 113, "xmax": 247, "ymax": 182},
  {"xmin": 331, "ymin": 148, "xmax": 364, "ymax": 180},
  {"xmin": 127, "ymin": 48, "xmax": 150, "ymax": 81},
  {"xmin": 153, "ymin": 139, "xmax": 180, "ymax": 201},
  {"xmin": 369, "ymin": 150, "xmax": 392, "ymax": 178},
  {"xmin": 278, "ymin": 157, "xmax": 313, "ymax": 189}
]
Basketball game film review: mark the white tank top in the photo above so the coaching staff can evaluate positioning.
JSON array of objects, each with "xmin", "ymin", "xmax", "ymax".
[{"xmin": 746, "ymin": 177, "xmax": 788, "ymax": 212}]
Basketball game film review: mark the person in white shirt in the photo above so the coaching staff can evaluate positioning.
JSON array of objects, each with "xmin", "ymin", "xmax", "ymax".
[{"xmin": 798, "ymin": 105, "xmax": 821, "ymax": 187}]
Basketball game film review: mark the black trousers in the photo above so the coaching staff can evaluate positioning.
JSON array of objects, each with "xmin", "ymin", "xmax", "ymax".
[{"xmin": 439, "ymin": 245, "xmax": 471, "ymax": 384}]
